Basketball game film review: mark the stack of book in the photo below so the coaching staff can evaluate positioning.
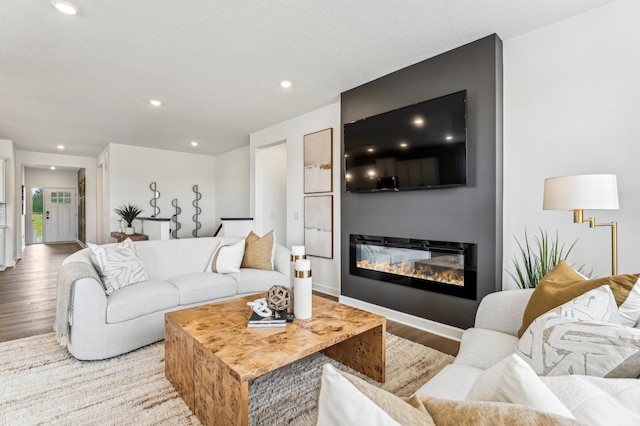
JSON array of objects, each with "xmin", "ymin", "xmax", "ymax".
[{"xmin": 247, "ymin": 309, "xmax": 287, "ymax": 328}]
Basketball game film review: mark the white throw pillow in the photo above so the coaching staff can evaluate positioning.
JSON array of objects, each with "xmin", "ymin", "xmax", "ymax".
[
  {"xmin": 317, "ymin": 364, "xmax": 427, "ymax": 426},
  {"xmin": 207, "ymin": 239, "xmax": 245, "ymax": 274},
  {"xmin": 541, "ymin": 375, "xmax": 640, "ymax": 425},
  {"xmin": 517, "ymin": 285, "xmax": 640, "ymax": 377},
  {"xmin": 466, "ymin": 354, "xmax": 574, "ymax": 419},
  {"xmin": 618, "ymin": 276, "xmax": 640, "ymax": 327},
  {"xmin": 88, "ymin": 239, "xmax": 148, "ymax": 295}
]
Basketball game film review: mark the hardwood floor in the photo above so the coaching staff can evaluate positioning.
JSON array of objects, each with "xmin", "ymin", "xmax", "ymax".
[
  {"xmin": 0, "ymin": 243, "xmax": 82, "ymax": 343},
  {"xmin": 0, "ymin": 243, "xmax": 459, "ymax": 356},
  {"xmin": 315, "ymin": 292, "xmax": 460, "ymax": 356}
]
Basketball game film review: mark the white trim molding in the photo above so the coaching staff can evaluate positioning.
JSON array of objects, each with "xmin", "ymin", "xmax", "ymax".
[{"xmin": 339, "ymin": 295, "xmax": 464, "ymax": 342}]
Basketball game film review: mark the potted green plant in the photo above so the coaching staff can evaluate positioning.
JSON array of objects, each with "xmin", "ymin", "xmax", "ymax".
[
  {"xmin": 509, "ymin": 228, "xmax": 591, "ymax": 289},
  {"xmin": 114, "ymin": 204, "xmax": 143, "ymax": 235}
]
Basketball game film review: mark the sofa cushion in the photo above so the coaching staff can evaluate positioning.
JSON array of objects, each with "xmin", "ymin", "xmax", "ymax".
[
  {"xmin": 230, "ymin": 268, "xmax": 290, "ymax": 294},
  {"xmin": 517, "ymin": 286, "xmax": 640, "ymax": 378},
  {"xmin": 414, "ymin": 364, "xmax": 484, "ymax": 401},
  {"xmin": 106, "ymin": 280, "xmax": 179, "ymax": 323},
  {"xmin": 519, "ymin": 261, "xmax": 640, "ymax": 336},
  {"xmin": 241, "ymin": 230, "xmax": 275, "ymax": 271},
  {"xmin": 453, "ymin": 328, "xmax": 520, "ymax": 370},
  {"xmin": 88, "ymin": 239, "xmax": 148, "ymax": 295},
  {"xmin": 168, "ymin": 273, "xmax": 238, "ymax": 305}
]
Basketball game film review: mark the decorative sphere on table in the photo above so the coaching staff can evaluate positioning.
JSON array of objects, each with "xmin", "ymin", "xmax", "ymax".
[{"xmin": 266, "ymin": 285, "xmax": 290, "ymax": 311}]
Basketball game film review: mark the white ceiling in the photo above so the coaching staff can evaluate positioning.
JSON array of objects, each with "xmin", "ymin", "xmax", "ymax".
[{"xmin": 0, "ymin": 0, "xmax": 616, "ymax": 157}]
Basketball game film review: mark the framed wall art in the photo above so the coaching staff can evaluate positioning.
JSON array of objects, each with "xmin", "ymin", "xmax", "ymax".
[
  {"xmin": 304, "ymin": 195, "xmax": 333, "ymax": 258},
  {"xmin": 303, "ymin": 128, "xmax": 333, "ymax": 194}
]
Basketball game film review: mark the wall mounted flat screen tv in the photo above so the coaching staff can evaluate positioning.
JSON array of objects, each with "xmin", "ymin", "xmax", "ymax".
[{"xmin": 344, "ymin": 90, "xmax": 467, "ymax": 193}]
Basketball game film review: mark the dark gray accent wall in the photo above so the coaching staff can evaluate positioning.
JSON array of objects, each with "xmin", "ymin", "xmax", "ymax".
[{"xmin": 340, "ymin": 35, "xmax": 503, "ymax": 329}]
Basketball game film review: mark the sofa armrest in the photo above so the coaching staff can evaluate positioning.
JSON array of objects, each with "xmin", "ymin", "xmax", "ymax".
[
  {"xmin": 67, "ymin": 277, "xmax": 108, "ymax": 359},
  {"xmin": 274, "ymin": 243, "xmax": 291, "ymax": 276},
  {"xmin": 474, "ymin": 289, "xmax": 534, "ymax": 336}
]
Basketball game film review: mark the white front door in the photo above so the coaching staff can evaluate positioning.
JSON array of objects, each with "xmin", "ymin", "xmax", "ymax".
[{"xmin": 44, "ymin": 188, "xmax": 77, "ymax": 243}]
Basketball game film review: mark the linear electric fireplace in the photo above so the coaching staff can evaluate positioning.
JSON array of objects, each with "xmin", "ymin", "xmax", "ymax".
[{"xmin": 350, "ymin": 234, "xmax": 477, "ymax": 300}]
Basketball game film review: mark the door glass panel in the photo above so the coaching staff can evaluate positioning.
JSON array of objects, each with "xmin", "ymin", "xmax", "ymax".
[{"xmin": 32, "ymin": 187, "xmax": 44, "ymax": 243}]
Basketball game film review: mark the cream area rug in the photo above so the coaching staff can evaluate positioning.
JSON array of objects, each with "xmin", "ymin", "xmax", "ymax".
[{"xmin": 0, "ymin": 332, "xmax": 454, "ymax": 425}]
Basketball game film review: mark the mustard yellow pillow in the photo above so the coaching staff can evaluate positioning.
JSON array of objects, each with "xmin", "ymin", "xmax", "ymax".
[
  {"xmin": 518, "ymin": 261, "xmax": 640, "ymax": 337},
  {"xmin": 240, "ymin": 230, "xmax": 275, "ymax": 271}
]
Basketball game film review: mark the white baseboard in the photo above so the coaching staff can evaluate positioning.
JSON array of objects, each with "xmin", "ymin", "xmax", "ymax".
[
  {"xmin": 312, "ymin": 283, "xmax": 340, "ymax": 297},
  {"xmin": 338, "ymin": 295, "xmax": 463, "ymax": 342}
]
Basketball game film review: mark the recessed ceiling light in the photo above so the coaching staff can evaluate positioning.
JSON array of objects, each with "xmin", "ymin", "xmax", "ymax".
[
  {"xmin": 149, "ymin": 99, "xmax": 163, "ymax": 107},
  {"xmin": 190, "ymin": 141, "xmax": 199, "ymax": 147},
  {"xmin": 50, "ymin": 166, "xmax": 56, "ymax": 170},
  {"xmin": 413, "ymin": 117, "xmax": 425, "ymax": 127},
  {"xmin": 56, "ymin": 144, "xmax": 65, "ymax": 150},
  {"xmin": 399, "ymin": 142, "xmax": 408, "ymax": 148},
  {"xmin": 280, "ymin": 80, "xmax": 292, "ymax": 89},
  {"xmin": 445, "ymin": 135, "xmax": 453, "ymax": 141},
  {"xmin": 51, "ymin": 0, "xmax": 79, "ymax": 15},
  {"xmin": 367, "ymin": 147, "xmax": 375, "ymax": 153}
]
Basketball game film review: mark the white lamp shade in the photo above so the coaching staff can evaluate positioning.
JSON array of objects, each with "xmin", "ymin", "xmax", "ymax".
[{"xmin": 543, "ymin": 174, "xmax": 619, "ymax": 210}]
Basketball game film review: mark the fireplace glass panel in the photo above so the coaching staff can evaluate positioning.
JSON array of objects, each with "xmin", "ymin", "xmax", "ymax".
[{"xmin": 350, "ymin": 235, "xmax": 477, "ymax": 299}]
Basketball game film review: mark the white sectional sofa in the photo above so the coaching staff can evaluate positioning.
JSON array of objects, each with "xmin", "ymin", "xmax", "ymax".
[
  {"xmin": 413, "ymin": 287, "xmax": 640, "ymax": 424},
  {"xmin": 415, "ymin": 289, "xmax": 534, "ymax": 399},
  {"xmin": 58, "ymin": 236, "xmax": 290, "ymax": 360}
]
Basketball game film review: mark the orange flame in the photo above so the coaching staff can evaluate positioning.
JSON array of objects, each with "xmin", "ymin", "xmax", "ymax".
[{"xmin": 356, "ymin": 259, "xmax": 464, "ymax": 287}]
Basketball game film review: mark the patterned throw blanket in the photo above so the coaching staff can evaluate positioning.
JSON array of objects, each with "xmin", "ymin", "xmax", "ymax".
[{"xmin": 54, "ymin": 262, "xmax": 102, "ymax": 347}]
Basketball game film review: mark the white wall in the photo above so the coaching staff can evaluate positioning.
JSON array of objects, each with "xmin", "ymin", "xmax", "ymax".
[
  {"xmin": 0, "ymin": 140, "xmax": 15, "ymax": 268},
  {"xmin": 26, "ymin": 168, "xmax": 77, "ymax": 188},
  {"xmin": 250, "ymin": 102, "xmax": 341, "ymax": 296},
  {"xmin": 503, "ymin": 0, "xmax": 640, "ymax": 287},
  {"xmin": 213, "ymin": 146, "xmax": 250, "ymax": 231},
  {"xmin": 107, "ymin": 144, "xmax": 216, "ymax": 239}
]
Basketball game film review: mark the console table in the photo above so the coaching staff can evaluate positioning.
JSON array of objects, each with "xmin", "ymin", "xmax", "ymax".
[{"xmin": 110, "ymin": 231, "xmax": 149, "ymax": 242}]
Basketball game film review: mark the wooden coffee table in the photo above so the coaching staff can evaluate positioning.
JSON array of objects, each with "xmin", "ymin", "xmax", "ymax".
[{"xmin": 164, "ymin": 294, "xmax": 386, "ymax": 426}]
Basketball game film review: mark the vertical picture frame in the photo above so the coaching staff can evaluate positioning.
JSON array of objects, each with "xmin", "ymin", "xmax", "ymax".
[
  {"xmin": 304, "ymin": 128, "xmax": 333, "ymax": 194},
  {"xmin": 304, "ymin": 195, "xmax": 333, "ymax": 258}
]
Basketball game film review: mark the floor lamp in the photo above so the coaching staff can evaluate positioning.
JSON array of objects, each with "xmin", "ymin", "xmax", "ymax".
[{"xmin": 543, "ymin": 174, "xmax": 619, "ymax": 275}]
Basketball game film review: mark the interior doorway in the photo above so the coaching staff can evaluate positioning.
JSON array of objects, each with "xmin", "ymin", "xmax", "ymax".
[
  {"xmin": 255, "ymin": 142, "xmax": 287, "ymax": 243},
  {"xmin": 25, "ymin": 166, "xmax": 81, "ymax": 245}
]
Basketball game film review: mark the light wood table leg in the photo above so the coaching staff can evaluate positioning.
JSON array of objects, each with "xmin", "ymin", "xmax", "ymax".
[
  {"xmin": 164, "ymin": 318, "xmax": 195, "ymax": 411},
  {"xmin": 193, "ymin": 343, "xmax": 249, "ymax": 426},
  {"xmin": 323, "ymin": 323, "xmax": 386, "ymax": 382}
]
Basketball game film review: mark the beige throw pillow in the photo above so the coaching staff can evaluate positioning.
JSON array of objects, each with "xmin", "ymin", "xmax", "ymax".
[
  {"xmin": 241, "ymin": 230, "xmax": 275, "ymax": 271},
  {"xmin": 416, "ymin": 396, "xmax": 582, "ymax": 426},
  {"xmin": 518, "ymin": 261, "xmax": 640, "ymax": 337}
]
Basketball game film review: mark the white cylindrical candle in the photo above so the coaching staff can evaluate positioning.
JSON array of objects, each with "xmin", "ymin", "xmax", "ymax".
[
  {"xmin": 294, "ymin": 259, "xmax": 312, "ymax": 319},
  {"xmin": 289, "ymin": 246, "xmax": 306, "ymax": 314},
  {"xmin": 291, "ymin": 245, "xmax": 306, "ymax": 256}
]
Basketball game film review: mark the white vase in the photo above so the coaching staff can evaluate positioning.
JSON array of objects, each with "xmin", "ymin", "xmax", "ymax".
[
  {"xmin": 124, "ymin": 226, "xmax": 135, "ymax": 235},
  {"xmin": 293, "ymin": 259, "xmax": 312, "ymax": 320}
]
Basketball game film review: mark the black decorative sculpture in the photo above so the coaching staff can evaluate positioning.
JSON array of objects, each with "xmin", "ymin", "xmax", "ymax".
[
  {"xmin": 171, "ymin": 198, "xmax": 181, "ymax": 239},
  {"xmin": 149, "ymin": 182, "xmax": 160, "ymax": 217},
  {"xmin": 192, "ymin": 185, "xmax": 201, "ymax": 237}
]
